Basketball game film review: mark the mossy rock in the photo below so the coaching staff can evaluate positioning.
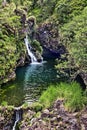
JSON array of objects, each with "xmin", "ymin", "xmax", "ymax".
[{"xmin": 31, "ymin": 102, "xmax": 43, "ymax": 112}]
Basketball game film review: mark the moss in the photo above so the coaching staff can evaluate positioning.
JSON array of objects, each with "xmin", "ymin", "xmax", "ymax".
[{"xmin": 31, "ymin": 102, "xmax": 43, "ymax": 112}]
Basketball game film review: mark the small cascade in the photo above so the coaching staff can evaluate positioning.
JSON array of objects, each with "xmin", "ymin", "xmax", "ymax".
[
  {"xmin": 12, "ymin": 108, "xmax": 22, "ymax": 130},
  {"xmin": 24, "ymin": 35, "xmax": 37, "ymax": 63}
]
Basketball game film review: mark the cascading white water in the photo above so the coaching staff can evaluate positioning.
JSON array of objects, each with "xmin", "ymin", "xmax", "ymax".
[
  {"xmin": 24, "ymin": 35, "xmax": 37, "ymax": 63},
  {"xmin": 12, "ymin": 110, "xmax": 20, "ymax": 130}
]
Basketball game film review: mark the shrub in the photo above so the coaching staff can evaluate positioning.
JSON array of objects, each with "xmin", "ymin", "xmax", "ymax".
[
  {"xmin": 32, "ymin": 40, "xmax": 43, "ymax": 53},
  {"xmin": 31, "ymin": 102, "xmax": 43, "ymax": 112}
]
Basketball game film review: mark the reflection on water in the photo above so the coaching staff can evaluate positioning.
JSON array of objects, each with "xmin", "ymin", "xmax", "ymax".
[{"xmin": 0, "ymin": 60, "xmax": 59, "ymax": 106}]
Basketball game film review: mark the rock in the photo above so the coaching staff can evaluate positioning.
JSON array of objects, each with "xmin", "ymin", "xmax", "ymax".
[
  {"xmin": 35, "ymin": 128, "xmax": 41, "ymax": 130},
  {"xmin": 18, "ymin": 100, "xmax": 87, "ymax": 130},
  {"xmin": 43, "ymin": 109, "xmax": 50, "ymax": 114},
  {"xmin": 20, "ymin": 14, "xmax": 26, "ymax": 25},
  {"xmin": 50, "ymin": 117, "xmax": 57, "ymax": 122},
  {"xmin": 14, "ymin": 9, "xmax": 26, "ymax": 17},
  {"xmin": 41, "ymin": 120, "xmax": 47, "ymax": 126},
  {"xmin": 36, "ymin": 22, "xmax": 66, "ymax": 59},
  {"xmin": 8, "ymin": 72, "xmax": 16, "ymax": 81},
  {"xmin": 33, "ymin": 121, "xmax": 39, "ymax": 129},
  {"xmin": 0, "ymin": 106, "xmax": 14, "ymax": 130},
  {"xmin": 17, "ymin": 56, "xmax": 25, "ymax": 67},
  {"xmin": 27, "ymin": 16, "xmax": 36, "ymax": 39},
  {"xmin": 36, "ymin": 53, "xmax": 43, "ymax": 63},
  {"xmin": 31, "ymin": 118, "xmax": 37, "ymax": 125},
  {"xmin": 0, "ymin": 117, "xmax": 4, "ymax": 121},
  {"xmin": 75, "ymin": 72, "xmax": 87, "ymax": 89},
  {"xmin": 1, "ymin": 71, "xmax": 16, "ymax": 84},
  {"xmin": 57, "ymin": 115, "xmax": 62, "ymax": 121},
  {"xmin": 81, "ymin": 124, "xmax": 85, "ymax": 130}
]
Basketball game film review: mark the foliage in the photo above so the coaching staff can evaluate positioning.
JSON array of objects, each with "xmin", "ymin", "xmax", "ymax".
[
  {"xmin": 55, "ymin": 0, "xmax": 87, "ymax": 24},
  {"xmin": 23, "ymin": 0, "xmax": 87, "ymax": 74},
  {"xmin": 39, "ymin": 82, "xmax": 87, "ymax": 112},
  {"xmin": 22, "ymin": 102, "xmax": 29, "ymax": 109},
  {"xmin": 1, "ymin": 101, "xmax": 8, "ymax": 106},
  {"xmin": 31, "ymin": 102, "xmax": 43, "ymax": 112},
  {"xmin": 0, "ymin": 3, "xmax": 26, "ymax": 85},
  {"xmin": 59, "ymin": 6, "xmax": 87, "ymax": 72},
  {"xmin": 0, "ymin": 0, "xmax": 87, "ymax": 85},
  {"xmin": 46, "ymin": 0, "xmax": 87, "ymax": 73},
  {"xmin": 39, "ymin": 86, "xmax": 57, "ymax": 108},
  {"xmin": 32, "ymin": 40, "xmax": 43, "ymax": 54}
]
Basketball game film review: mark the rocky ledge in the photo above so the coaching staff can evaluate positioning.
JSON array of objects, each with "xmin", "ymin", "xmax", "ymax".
[
  {"xmin": 0, "ymin": 106, "xmax": 14, "ymax": 130},
  {"xmin": 19, "ymin": 100, "xmax": 87, "ymax": 130}
]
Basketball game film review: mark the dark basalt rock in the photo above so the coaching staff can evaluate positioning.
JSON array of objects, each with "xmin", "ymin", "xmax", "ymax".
[
  {"xmin": 36, "ymin": 23, "xmax": 66, "ymax": 59},
  {"xmin": 75, "ymin": 72, "xmax": 87, "ymax": 90},
  {"xmin": 42, "ymin": 46, "xmax": 60, "ymax": 58}
]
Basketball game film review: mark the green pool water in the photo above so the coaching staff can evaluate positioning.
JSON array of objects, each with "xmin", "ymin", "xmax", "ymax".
[{"xmin": 0, "ymin": 60, "xmax": 64, "ymax": 106}]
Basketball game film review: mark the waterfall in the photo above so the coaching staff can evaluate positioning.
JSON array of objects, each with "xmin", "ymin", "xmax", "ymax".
[
  {"xmin": 12, "ymin": 110, "xmax": 20, "ymax": 130},
  {"xmin": 24, "ymin": 35, "xmax": 37, "ymax": 63},
  {"xmin": 12, "ymin": 108, "xmax": 22, "ymax": 130}
]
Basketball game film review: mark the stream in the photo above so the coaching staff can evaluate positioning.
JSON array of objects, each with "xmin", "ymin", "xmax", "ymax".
[{"xmin": 12, "ymin": 109, "xmax": 20, "ymax": 130}]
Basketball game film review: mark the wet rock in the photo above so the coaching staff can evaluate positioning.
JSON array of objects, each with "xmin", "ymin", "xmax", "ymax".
[{"xmin": 17, "ymin": 56, "xmax": 25, "ymax": 67}]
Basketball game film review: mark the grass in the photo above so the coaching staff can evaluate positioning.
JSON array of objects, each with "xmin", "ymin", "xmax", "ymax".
[{"xmin": 39, "ymin": 82, "xmax": 87, "ymax": 112}]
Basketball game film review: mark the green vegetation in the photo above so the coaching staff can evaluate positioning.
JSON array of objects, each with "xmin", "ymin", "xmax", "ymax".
[
  {"xmin": 0, "ymin": 0, "xmax": 87, "ymax": 85},
  {"xmin": 1, "ymin": 101, "xmax": 8, "ymax": 106},
  {"xmin": 58, "ymin": 6, "xmax": 87, "ymax": 73},
  {"xmin": 32, "ymin": 40, "xmax": 43, "ymax": 54},
  {"xmin": 0, "ymin": 2, "xmax": 26, "ymax": 85},
  {"xmin": 39, "ymin": 82, "xmax": 87, "ymax": 112},
  {"xmin": 0, "ymin": 0, "xmax": 87, "ymax": 115},
  {"xmin": 12, "ymin": 0, "xmax": 87, "ymax": 73},
  {"xmin": 31, "ymin": 102, "xmax": 43, "ymax": 112}
]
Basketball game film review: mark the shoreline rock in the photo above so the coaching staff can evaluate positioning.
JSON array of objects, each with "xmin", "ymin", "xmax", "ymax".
[
  {"xmin": 19, "ymin": 100, "xmax": 87, "ymax": 130},
  {"xmin": 0, "ymin": 99, "xmax": 87, "ymax": 130}
]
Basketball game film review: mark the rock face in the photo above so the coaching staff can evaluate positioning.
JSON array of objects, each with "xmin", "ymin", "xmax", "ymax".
[
  {"xmin": 36, "ymin": 23, "xmax": 66, "ymax": 58},
  {"xmin": 0, "ymin": 107, "xmax": 14, "ymax": 130},
  {"xmin": 75, "ymin": 72, "xmax": 87, "ymax": 89},
  {"xmin": 19, "ymin": 100, "xmax": 87, "ymax": 130}
]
